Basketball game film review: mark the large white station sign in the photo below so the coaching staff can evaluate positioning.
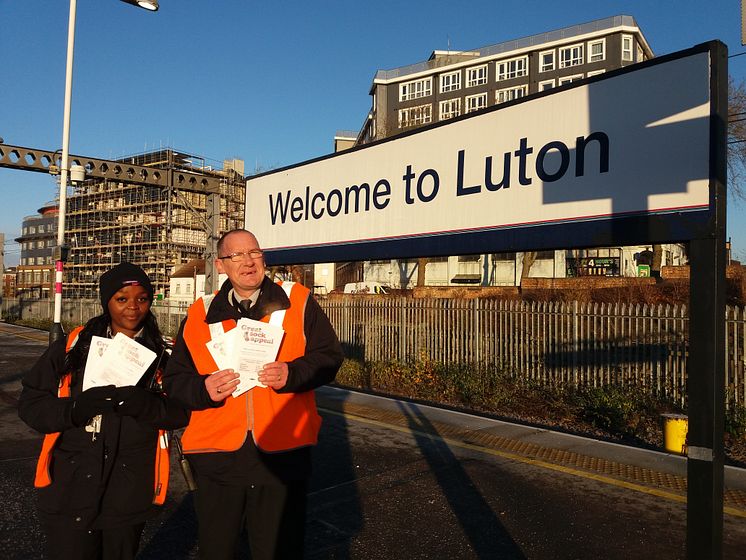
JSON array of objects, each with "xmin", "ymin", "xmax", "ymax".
[{"xmin": 246, "ymin": 47, "xmax": 713, "ymax": 263}]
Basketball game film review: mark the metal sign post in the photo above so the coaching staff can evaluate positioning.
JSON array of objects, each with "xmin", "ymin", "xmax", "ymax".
[{"xmin": 686, "ymin": 41, "xmax": 728, "ymax": 559}]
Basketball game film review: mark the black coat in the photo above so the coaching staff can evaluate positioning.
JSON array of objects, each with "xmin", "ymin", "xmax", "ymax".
[{"xmin": 18, "ymin": 321, "xmax": 190, "ymax": 530}]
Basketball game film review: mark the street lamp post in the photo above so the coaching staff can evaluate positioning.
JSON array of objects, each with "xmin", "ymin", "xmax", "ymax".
[{"xmin": 50, "ymin": 0, "xmax": 159, "ymax": 344}]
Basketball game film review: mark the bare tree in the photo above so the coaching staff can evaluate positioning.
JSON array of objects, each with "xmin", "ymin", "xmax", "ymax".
[
  {"xmin": 416, "ymin": 257, "xmax": 428, "ymax": 287},
  {"xmin": 728, "ymin": 76, "xmax": 746, "ymax": 201},
  {"xmin": 520, "ymin": 251, "xmax": 537, "ymax": 284}
]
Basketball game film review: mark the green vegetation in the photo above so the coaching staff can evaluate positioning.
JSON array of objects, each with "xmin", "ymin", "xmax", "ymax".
[
  {"xmin": 725, "ymin": 400, "xmax": 746, "ymax": 440},
  {"xmin": 335, "ymin": 357, "xmax": 746, "ymax": 452},
  {"xmin": 572, "ymin": 384, "xmax": 664, "ymax": 440}
]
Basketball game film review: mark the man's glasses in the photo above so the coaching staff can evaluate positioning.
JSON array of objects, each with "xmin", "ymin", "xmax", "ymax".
[{"xmin": 218, "ymin": 250, "xmax": 264, "ymax": 262}]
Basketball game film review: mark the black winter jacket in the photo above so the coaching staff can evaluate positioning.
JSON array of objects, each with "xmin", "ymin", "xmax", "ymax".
[{"xmin": 18, "ymin": 321, "xmax": 189, "ymax": 530}]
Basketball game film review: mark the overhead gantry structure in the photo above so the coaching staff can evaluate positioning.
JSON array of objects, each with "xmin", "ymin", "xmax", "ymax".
[{"xmin": 0, "ymin": 142, "xmax": 228, "ymax": 294}]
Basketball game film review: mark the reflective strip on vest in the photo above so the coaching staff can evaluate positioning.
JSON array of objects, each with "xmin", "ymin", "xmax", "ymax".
[
  {"xmin": 33, "ymin": 327, "xmax": 83, "ymax": 488},
  {"xmin": 269, "ymin": 281, "xmax": 294, "ymax": 327},
  {"xmin": 152, "ymin": 430, "xmax": 170, "ymax": 505},
  {"xmin": 181, "ymin": 280, "xmax": 321, "ymax": 453}
]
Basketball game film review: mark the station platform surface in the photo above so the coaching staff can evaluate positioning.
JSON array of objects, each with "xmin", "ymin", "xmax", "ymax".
[{"xmin": 315, "ymin": 385, "xmax": 746, "ymax": 517}]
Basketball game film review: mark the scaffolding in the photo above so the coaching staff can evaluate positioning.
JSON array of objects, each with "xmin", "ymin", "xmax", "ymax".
[{"xmin": 64, "ymin": 149, "xmax": 245, "ymax": 298}]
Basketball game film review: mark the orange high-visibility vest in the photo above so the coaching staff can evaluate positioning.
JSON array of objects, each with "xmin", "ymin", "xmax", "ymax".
[
  {"xmin": 33, "ymin": 326, "xmax": 171, "ymax": 506},
  {"xmin": 180, "ymin": 281, "xmax": 321, "ymax": 454}
]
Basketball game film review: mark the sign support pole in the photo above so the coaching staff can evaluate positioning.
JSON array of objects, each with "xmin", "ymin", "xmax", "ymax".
[{"xmin": 686, "ymin": 41, "xmax": 727, "ymax": 560}]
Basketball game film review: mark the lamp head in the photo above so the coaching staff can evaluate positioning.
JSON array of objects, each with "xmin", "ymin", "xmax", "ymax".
[
  {"xmin": 70, "ymin": 164, "xmax": 86, "ymax": 184},
  {"xmin": 120, "ymin": 0, "xmax": 159, "ymax": 11}
]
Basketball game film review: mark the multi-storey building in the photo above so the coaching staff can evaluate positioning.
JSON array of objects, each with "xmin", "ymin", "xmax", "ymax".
[
  {"xmin": 358, "ymin": 15, "xmax": 652, "ymax": 143},
  {"xmin": 64, "ymin": 149, "xmax": 245, "ymax": 298},
  {"xmin": 341, "ymin": 15, "xmax": 686, "ymax": 288},
  {"xmin": 14, "ymin": 200, "xmax": 57, "ymax": 298}
]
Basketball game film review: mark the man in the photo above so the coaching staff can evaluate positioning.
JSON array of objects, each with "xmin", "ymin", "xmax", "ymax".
[{"xmin": 164, "ymin": 229, "xmax": 343, "ymax": 560}]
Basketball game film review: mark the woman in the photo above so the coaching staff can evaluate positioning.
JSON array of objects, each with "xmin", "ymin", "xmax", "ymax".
[{"xmin": 19, "ymin": 262, "xmax": 189, "ymax": 560}]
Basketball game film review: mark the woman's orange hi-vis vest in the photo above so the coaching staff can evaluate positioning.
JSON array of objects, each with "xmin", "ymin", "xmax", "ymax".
[
  {"xmin": 180, "ymin": 281, "xmax": 322, "ymax": 454},
  {"xmin": 33, "ymin": 326, "xmax": 171, "ymax": 506}
]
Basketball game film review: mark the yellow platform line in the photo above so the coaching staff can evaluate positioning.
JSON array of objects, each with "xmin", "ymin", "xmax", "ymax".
[
  {"xmin": 321, "ymin": 407, "xmax": 746, "ymax": 519},
  {"xmin": 0, "ymin": 327, "xmax": 48, "ymax": 342}
]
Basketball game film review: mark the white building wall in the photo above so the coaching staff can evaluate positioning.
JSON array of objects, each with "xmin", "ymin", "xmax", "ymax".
[
  {"xmin": 314, "ymin": 263, "xmax": 335, "ymax": 295},
  {"xmin": 168, "ymin": 272, "xmax": 226, "ymax": 305},
  {"xmin": 169, "ymin": 277, "xmax": 194, "ymax": 306},
  {"xmin": 359, "ymin": 245, "xmax": 688, "ymax": 287}
]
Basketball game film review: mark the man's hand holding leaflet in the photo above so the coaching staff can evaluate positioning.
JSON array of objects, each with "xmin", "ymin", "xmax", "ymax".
[{"xmin": 232, "ymin": 318, "xmax": 284, "ymax": 396}]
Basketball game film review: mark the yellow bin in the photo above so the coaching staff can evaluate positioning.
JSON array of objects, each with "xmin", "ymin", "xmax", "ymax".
[{"xmin": 662, "ymin": 413, "xmax": 688, "ymax": 455}]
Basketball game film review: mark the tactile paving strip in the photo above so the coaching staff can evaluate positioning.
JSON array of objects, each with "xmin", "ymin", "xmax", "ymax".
[{"xmin": 318, "ymin": 398, "xmax": 746, "ymax": 514}]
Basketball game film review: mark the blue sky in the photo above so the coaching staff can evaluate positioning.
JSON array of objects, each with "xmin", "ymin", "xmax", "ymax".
[{"xmin": 2, "ymin": 0, "xmax": 746, "ymax": 265}]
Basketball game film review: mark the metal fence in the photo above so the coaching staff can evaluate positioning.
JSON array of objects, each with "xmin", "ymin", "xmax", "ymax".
[
  {"xmin": 4, "ymin": 296, "xmax": 746, "ymax": 408},
  {"xmin": 0, "ymin": 297, "xmax": 189, "ymax": 339},
  {"xmin": 322, "ymin": 298, "xmax": 746, "ymax": 409}
]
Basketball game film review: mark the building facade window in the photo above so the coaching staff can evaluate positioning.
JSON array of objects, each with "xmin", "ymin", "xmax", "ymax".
[
  {"xmin": 538, "ymin": 79, "xmax": 555, "ymax": 91},
  {"xmin": 559, "ymin": 43, "xmax": 584, "ymax": 68},
  {"xmin": 622, "ymin": 35, "xmax": 633, "ymax": 61},
  {"xmin": 492, "ymin": 252, "xmax": 515, "ymax": 261},
  {"xmin": 637, "ymin": 44, "xmax": 644, "ymax": 62},
  {"xmin": 466, "ymin": 65, "xmax": 488, "ymax": 87},
  {"xmin": 587, "ymin": 69, "xmax": 605, "ymax": 77},
  {"xmin": 496, "ymin": 55, "xmax": 528, "ymax": 81},
  {"xmin": 588, "ymin": 38, "xmax": 605, "ymax": 62},
  {"xmin": 398, "ymin": 104, "xmax": 433, "ymax": 128},
  {"xmin": 558, "ymin": 74, "xmax": 584, "ymax": 86},
  {"xmin": 440, "ymin": 70, "xmax": 461, "ymax": 93},
  {"xmin": 439, "ymin": 98, "xmax": 461, "ymax": 120},
  {"xmin": 496, "ymin": 85, "xmax": 527, "ymax": 104},
  {"xmin": 539, "ymin": 49, "xmax": 555, "ymax": 72},
  {"xmin": 465, "ymin": 93, "xmax": 487, "ymax": 113},
  {"xmin": 399, "ymin": 77, "xmax": 432, "ymax": 101}
]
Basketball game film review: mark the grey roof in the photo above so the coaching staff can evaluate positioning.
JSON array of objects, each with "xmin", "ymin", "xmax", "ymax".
[
  {"xmin": 172, "ymin": 259, "xmax": 205, "ymax": 278},
  {"xmin": 374, "ymin": 15, "xmax": 641, "ymax": 82}
]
